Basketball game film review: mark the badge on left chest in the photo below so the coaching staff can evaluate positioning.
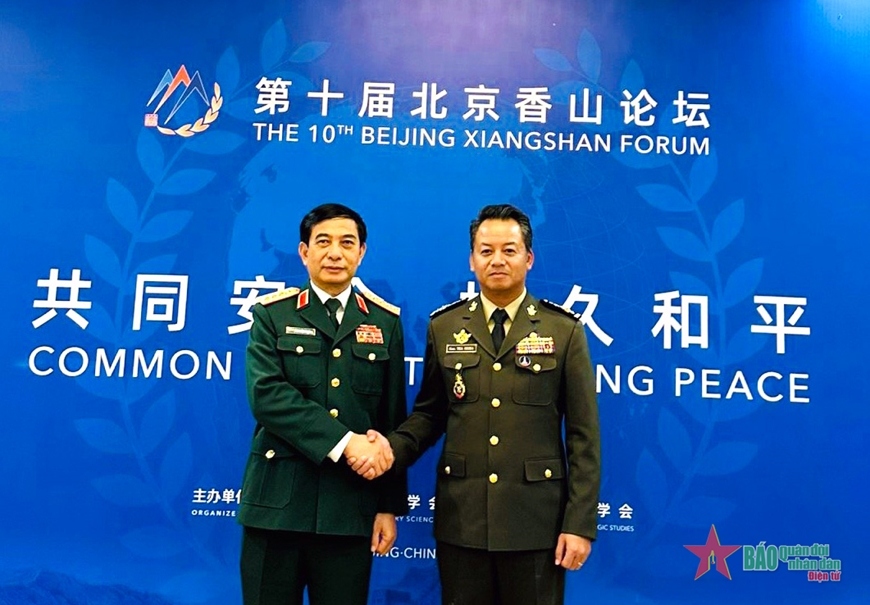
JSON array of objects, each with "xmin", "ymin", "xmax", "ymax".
[
  {"xmin": 355, "ymin": 324, "xmax": 384, "ymax": 344},
  {"xmin": 516, "ymin": 334, "xmax": 555, "ymax": 355}
]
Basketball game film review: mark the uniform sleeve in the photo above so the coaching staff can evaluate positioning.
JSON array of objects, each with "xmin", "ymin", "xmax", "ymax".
[
  {"xmin": 388, "ymin": 321, "xmax": 449, "ymax": 469},
  {"xmin": 376, "ymin": 316, "xmax": 409, "ymax": 515},
  {"xmin": 561, "ymin": 321, "xmax": 601, "ymax": 540},
  {"xmin": 246, "ymin": 302, "xmax": 348, "ymax": 464}
]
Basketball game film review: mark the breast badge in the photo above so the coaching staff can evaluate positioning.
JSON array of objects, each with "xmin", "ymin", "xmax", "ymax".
[
  {"xmin": 453, "ymin": 372, "xmax": 466, "ymax": 400},
  {"xmin": 453, "ymin": 329, "xmax": 472, "ymax": 344},
  {"xmin": 355, "ymin": 324, "xmax": 384, "ymax": 344},
  {"xmin": 516, "ymin": 334, "xmax": 555, "ymax": 355}
]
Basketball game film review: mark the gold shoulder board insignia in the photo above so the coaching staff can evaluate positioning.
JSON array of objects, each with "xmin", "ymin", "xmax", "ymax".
[
  {"xmin": 430, "ymin": 298, "xmax": 465, "ymax": 318},
  {"xmin": 540, "ymin": 298, "xmax": 583, "ymax": 321},
  {"xmin": 259, "ymin": 287, "xmax": 300, "ymax": 306},
  {"xmin": 353, "ymin": 278, "xmax": 400, "ymax": 316}
]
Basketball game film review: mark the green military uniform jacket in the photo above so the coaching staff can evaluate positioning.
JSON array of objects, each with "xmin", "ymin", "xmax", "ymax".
[
  {"xmin": 390, "ymin": 293, "xmax": 600, "ymax": 551},
  {"xmin": 239, "ymin": 284, "xmax": 408, "ymax": 536}
]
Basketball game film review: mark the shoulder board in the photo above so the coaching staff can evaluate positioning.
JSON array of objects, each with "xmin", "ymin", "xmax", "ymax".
[
  {"xmin": 540, "ymin": 298, "xmax": 583, "ymax": 322},
  {"xmin": 353, "ymin": 279, "xmax": 400, "ymax": 316},
  {"xmin": 430, "ymin": 297, "xmax": 467, "ymax": 318},
  {"xmin": 258, "ymin": 287, "xmax": 300, "ymax": 307}
]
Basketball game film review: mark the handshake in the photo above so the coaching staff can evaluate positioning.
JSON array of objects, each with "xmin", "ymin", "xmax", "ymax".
[{"xmin": 343, "ymin": 430, "xmax": 394, "ymax": 480}]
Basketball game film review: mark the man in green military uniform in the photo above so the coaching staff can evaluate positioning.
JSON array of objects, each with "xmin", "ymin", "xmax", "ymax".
[
  {"xmin": 351, "ymin": 204, "xmax": 600, "ymax": 605},
  {"xmin": 239, "ymin": 203, "xmax": 407, "ymax": 605}
]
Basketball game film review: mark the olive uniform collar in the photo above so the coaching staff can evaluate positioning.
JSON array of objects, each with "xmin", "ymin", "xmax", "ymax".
[{"xmin": 462, "ymin": 292, "xmax": 541, "ymax": 360}]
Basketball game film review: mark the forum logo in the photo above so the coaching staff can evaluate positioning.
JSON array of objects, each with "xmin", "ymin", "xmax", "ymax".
[{"xmin": 144, "ymin": 65, "xmax": 222, "ymax": 137}]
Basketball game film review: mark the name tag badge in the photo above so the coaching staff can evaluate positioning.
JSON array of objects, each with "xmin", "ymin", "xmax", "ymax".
[
  {"xmin": 446, "ymin": 344, "xmax": 478, "ymax": 354},
  {"xmin": 356, "ymin": 324, "xmax": 384, "ymax": 344},
  {"xmin": 286, "ymin": 326, "xmax": 317, "ymax": 336}
]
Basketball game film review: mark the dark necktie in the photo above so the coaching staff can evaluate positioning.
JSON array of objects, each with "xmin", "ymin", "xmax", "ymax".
[
  {"xmin": 491, "ymin": 308, "xmax": 508, "ymax": 352},
  {"xmin": 324, "ymin": 297, "xmax": 342, "ymax": 331}
]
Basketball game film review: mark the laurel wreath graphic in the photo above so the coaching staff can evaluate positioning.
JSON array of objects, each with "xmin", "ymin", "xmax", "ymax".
[{"xmin": 156, "ymin": 82, "xmax": 223, "ymax": 137}]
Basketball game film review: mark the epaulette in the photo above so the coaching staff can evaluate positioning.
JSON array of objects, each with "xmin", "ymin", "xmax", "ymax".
[
  {"xmin": 258, "ymin": 287, "xmax": 300, "ymax": 306},
  {"xmin": 353, "ymin": 279, "xmax": 400, "ymax": 316},
  {"xmin": 540, "ymin": 298, "xmax": 583, "ymax": 322},
  {"xmin": 430, "ymin": 297, "xmax": 467, "ymax": 318}
]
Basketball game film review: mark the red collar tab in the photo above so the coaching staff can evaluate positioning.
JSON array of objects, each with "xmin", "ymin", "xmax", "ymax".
[
  {"xmin": 355, "ymin": 292, "xmax": 369, "ymax": 314},
  {"xmin": 297, "ymin": 289, "xmax": 310, "ymax": 310}
]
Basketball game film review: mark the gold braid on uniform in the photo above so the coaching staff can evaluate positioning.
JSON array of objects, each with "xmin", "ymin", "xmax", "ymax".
[
  {"xmin": 353, "ymin": 278, "xmax": 400, "ymax": 316},
  {"xmin": 429, "ymin": 298, "xmax": 467, "ymax": 318},
  {"xmin": 540, "ymin": 298, "xmax": 583, "ymax": 322},
  {"xmin": 258, "ymin": 287, "xmax": 301, "ymax": 306}
]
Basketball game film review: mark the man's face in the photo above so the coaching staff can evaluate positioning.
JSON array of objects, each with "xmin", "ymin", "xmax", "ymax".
[
  {"xmin": 470, "ymin": 219, "xmax": 534, "ymax": 302},
  {"xmin": 298, "ymin": 217, "xmax": 366, "ymax": 295}
]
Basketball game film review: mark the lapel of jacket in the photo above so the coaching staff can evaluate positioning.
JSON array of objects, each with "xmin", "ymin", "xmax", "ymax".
[
  {"xmin": 462, "ymin": 298, "xmax": 497, "ymax": 359},
  {"xmin": 497, "ymin": 293, "xmax": 542, "ymax": 361},
  {"xmin": 297, "ymin": 284, "xmax": 337, "ymax": 341},
  {"xmin": 334, "ymin": 290, "xmax": 367, "ymax": 344}
]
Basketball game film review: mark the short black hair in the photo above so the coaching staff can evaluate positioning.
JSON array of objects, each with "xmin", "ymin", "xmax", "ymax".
[
  {"xmin": 299, "ymin": 203, "xmax": 368, "ymax": 245},
  {"xmin": 469, "ymin": 204, "xmax": 533, "ymax": 251}
]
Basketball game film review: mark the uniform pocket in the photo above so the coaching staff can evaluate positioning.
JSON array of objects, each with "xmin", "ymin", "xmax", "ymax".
[
  {"xmin": 351, "ymin": 343, "xmax": 389, "ymax": 395},
  {"xmin": 512, "ymin": 354, "xmax": 558, "ymax": 405},
  {"xmin": 523, "ymin": 456, "xmax": 565, "ymax": 482},
  {"xmin": 241, "ymin": 431, "xmax": 299, "ymax": 508},
  {"xmin": 277, "ymin": 334, "xmax": 322, "ymax": 387},
  {"xmin": 439, "ymin": 451, "xmax": 467, "ymax": 478},
  {"xmin": 442, "ymin": 353, "xmax": 480, "ymax": 403}
]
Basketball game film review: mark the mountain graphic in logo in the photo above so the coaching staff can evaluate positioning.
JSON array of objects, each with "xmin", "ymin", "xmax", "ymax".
[
  {"xmin": 146, "ymin": 65, "xmax": 209, "ymax": 125},
  {"xmin": 144, "ymin": 65, "xmax": 222, "ymax": 137}
]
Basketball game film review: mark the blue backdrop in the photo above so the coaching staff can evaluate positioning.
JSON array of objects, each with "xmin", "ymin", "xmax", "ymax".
[{"xmin": 1, "ymin": 1, "xmax": 867, "ymax": 603}]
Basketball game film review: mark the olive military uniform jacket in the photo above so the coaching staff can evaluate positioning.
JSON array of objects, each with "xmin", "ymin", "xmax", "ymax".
[
  {"xmin": 239, "ymin": 284, "xmax": 408, "ymax": 536},
  {"xmin": 389, "ymin": 293, "xmax": 600, "ymax": 551}
]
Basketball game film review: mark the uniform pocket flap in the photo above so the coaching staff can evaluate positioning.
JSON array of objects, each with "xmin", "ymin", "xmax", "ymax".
[
  {"xmin": 351, "ymin": 344, "xmax": 390, "ymax": 361},
  {"xmin": 440, "ymin": 452, "xmax": 466, "ymax": 477},
  {"xmin": 524, "ymin": 457, "xmax": 565, "ymax": 482},
  {"xmin": 442, "ymin": 353, "xmax": 480, "ymax": 371},
  {"xmin": 277, "ymin": 334, "xmax": 321, "ymax": 355},
  {"xmin": 514, "ymin": 355, "xmax": 557, "ymax": 373},
  {"xmin": 251, "ymin": 431, "xmax": 297, "ymax": 459}
]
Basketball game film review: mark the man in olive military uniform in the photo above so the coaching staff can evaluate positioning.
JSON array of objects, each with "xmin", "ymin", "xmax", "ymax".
[
  {"xmin": 351, "ymin": 204, "xmax": 600, "ymax": 605},
  {"xmin": 239, "ymin": 203, "xmax": 407, "ymax": 605}
]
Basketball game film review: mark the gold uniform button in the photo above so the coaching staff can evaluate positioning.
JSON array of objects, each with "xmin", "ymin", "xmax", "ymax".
[
  {"xmin": 491, "ymin": 398, "xmax": 501, "ymax": 408},
  {"xmin": 544, "ymin": 468, "xmax": 553, "ymax": 479},
  {"xmin": 265, "ymin": 449, "xmax": 276, "ymax": 459},
  {"xmin": 330, "ymin": 377, "xmax": 340, "ymax": 388},
  {"xmin": 368, "ymin": 352, "xmax": 377, "ymax": 361},
  {"xmin": 444, "ymin": 466, "xmax": 451, "ymax": 475},
  {"xmin": 329, "ymin": 408, "xmax": 339, "ymax": 418},
  {"xmin": 332, "ymin": 348, "xmax": 341, "ymax": 358},
  {"xmin": 489, "ymin": 435, "xmax": 499, "ymax": 446},
  {"xmin": 295, "ymin": 345, "xmax": 304, "ymax": 354},
  {"xmin": 454, "ymin": 362, "xmax": 462, "ymax": 370},
  {"xmin": 533, "ymin": 363, "xmax": 542, "ymax": 373},
  {"xmin": 489, "ymin": 473, "xmax": 499, "ymax": 484},
  {"xmin": 493, "ymin": 362, "xmax": 502, "ymax": 372}
]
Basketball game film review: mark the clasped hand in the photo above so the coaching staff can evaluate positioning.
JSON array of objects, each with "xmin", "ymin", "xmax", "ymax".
[{"xmin": 344, "ymin": 430, "xmax": 393, "ymax": 479}]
